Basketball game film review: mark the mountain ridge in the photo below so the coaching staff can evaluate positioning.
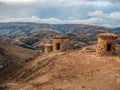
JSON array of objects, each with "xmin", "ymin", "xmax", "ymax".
[{"xmin": 0, "ymin": 22, "xmax": 119, "ymax": 50}]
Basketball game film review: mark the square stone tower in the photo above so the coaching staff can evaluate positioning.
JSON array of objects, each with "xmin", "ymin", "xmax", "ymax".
[
  {"xmin": 44, "ymin": 44, "xmax": 53, "ymax": 53},
  {"xmin": 53, "ymin": 35, "xmax": 70, "ymax": 52},
  {"xmin": 96, "ymin": 33, "xmax": 118, "ymax": 56}
]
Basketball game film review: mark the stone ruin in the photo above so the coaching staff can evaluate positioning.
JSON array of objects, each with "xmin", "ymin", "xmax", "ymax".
[
  {"xmin": 53, "ymin": 35, "xmax": 70, "ymax": 52},
  {"xmin": 44, "ymin": 35, "xmax": 72, "ymax": 53},
  {"xmin": 44, "ymin": 33, "xmax": 119, "ymax": 57},
  {"xmin": 44, "ymin": 44, "xmax": 53, "ymax": 53},
  {"xmin": 96, "ymin": 33, "xmax": 118, "ymax": 56}
]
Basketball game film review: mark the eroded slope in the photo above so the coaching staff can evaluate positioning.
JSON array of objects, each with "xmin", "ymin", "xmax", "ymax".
[{"xmin": 0, "ymin": 45, "xmax": 120, "ymax": 90}]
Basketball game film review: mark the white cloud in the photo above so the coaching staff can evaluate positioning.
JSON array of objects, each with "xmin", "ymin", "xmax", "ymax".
[
  {"xmin": 88, "ymin": 10, "xmax": 120, "ymax": 27},
  {"xmin": 89, "ymin": 10, "xmax": 120, "ymax": 21},
  {"xmin": 0, "ymin": 16, "xmax": 103, "ymax": 26},
  {"xmin": 87, "ymin": 0, "xmax": 120, "ymax": 3},
  {"xmin": 109, "ymin": 11, "xmax": 120, "ymax": 19},
  {"xmin": 0, "ymin": 0, "xmax": 35, "ymax": 2},
  {"xmin": 0, "ymin": 12, "xmax": 120, "ymax": 28},
  {"xmin": 67, "ymin": 0, "xmax": 111, "ymax": 7},
  {"xmin": 0, "ymin": 16, "xmax": 61, "ymax": 23},
  {"xmin": 88, "ymin": 10, "xmax": 104, "ymax": 17},
  {"xmin": 0, "ymin": 0, "xmax": 112, "ymax": 7}
]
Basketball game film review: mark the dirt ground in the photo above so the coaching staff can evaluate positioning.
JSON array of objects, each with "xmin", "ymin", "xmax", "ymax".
[{"xmin": 0, "ymin": 45, "xmax": 120, "ymax": 90}]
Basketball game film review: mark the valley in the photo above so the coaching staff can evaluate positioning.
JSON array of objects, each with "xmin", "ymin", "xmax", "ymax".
[
  {"xmin": 0, "ymin": 23, "xmax": 120, "ymax": 50},
  {"xmin": 0, "ymin": 22, "xmax": 120, "ymax": 90}
]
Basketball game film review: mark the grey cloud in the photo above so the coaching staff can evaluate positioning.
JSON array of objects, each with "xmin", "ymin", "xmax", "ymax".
[
  {"xmin": 1, "ymin": 10, "xmax": 120, "ymax": 28},
  {"xmin": 0, "ymin": 1, "xmax": 93, "ymax": 19},
  {"xmin": 87, "ymin": 0, "xmax": 120, "ymax": 3},
  {"xmin": 0, "ymin": 0, "xmax": 120, "ymax": 27}
]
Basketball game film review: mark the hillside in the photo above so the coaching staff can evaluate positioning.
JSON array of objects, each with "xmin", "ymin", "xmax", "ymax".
[
  {"xmin": 0, "ymin": 22, "xmax": 59, "ymax": 49},
  {"xmin": 0, "ymin": 43, "xmax": 39, "ymax": 83},
  {"xmin": 0, "ymin": 45, "xmax": 120, "ymax": 90},
  {"xmin": 0, "ymin": 22, "xmax": 119, "ymax": 49},
  {"xmin": 115, "ymin": 27, "xmax": 120, "ymax": 32}
]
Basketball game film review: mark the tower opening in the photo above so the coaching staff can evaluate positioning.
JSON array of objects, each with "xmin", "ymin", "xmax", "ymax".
[
  {"xmin": 56, "ymin": 43, "xmax": 60, "ymax": 50},
  {"xmin": 106, "ymin": 43, "xmax": 112, "ymax": 51}
]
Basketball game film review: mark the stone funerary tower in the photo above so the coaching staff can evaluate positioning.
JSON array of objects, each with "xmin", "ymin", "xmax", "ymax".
[
  {"xmin": 96, "ymin": 33, "xmax": 118, "ymax": 56},
  {"xmin": 53, "ymin": 35, "xmax": 70, "ymax": 52},
  {"xmin": 44, "ymin": 44, "xmax": 53, "ymax": 53}
]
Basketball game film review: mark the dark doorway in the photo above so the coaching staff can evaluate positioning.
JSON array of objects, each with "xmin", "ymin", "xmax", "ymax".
[
  {"xmin": 106, "ymin": 44, "xmax": 112, "ymax": 51},
  {"xmin": 56, "ymin": 43, "xmax": 60, "ymax": 50}
]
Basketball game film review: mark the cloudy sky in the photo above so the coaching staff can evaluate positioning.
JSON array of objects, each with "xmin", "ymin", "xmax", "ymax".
[{"xmin": 0, "ymin": 0, "xmax": 120, "ymax": 28}]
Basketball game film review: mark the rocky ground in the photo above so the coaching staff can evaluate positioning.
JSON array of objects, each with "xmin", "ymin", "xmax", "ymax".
[{"xmin": 0, "ymin": 45, "xmax": 120, "ymax": 90}]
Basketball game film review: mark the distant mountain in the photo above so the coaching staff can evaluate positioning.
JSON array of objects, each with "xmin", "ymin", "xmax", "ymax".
[
  {"xmin": 0, "ymin": 22, "xmax": 60, "ymax": 49},
  {"xmin": 0, "ymin": 22, "xmax": 119, "ymax": 49},
  {"xmin": 114, "ymin": 27, "xmax": 120, "ymax": 44},
  {"xmin": 0, "ymin": 22, "xmax": 59, "ymax": 36},
  {"xmin": 115, "ymin": 27, "xmax": 120, "ymax": 32}
]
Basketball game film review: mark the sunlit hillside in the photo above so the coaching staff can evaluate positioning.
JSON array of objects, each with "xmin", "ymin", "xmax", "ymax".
[{"xmin": 0, "ymin": 44, "xmax": 120, "ymax": 90}]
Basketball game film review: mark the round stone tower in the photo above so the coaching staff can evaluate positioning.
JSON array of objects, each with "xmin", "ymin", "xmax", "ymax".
[
  {"xmin": 96, "ymin": 33, "xmax": 118, "ymax": 56},
  {"xmin": 44, "ymin": 44, "xmax": 53, "ymax": 53},
  {"xmin": 53, "ymin": 35, "xmax": 70, "ymax": 52}
]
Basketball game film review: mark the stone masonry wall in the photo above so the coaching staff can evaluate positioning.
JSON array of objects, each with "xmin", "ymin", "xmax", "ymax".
[
  {"xmin": 44, "ymin": 45, "xmax": 53, "ymax": 53},
  {"xmin": 53, "ymin": 38, "xmax": 70, "ymax": 52},
  {"xmin": 96, "ymin": 38, "xmax": 117, "ymax": 56}
]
